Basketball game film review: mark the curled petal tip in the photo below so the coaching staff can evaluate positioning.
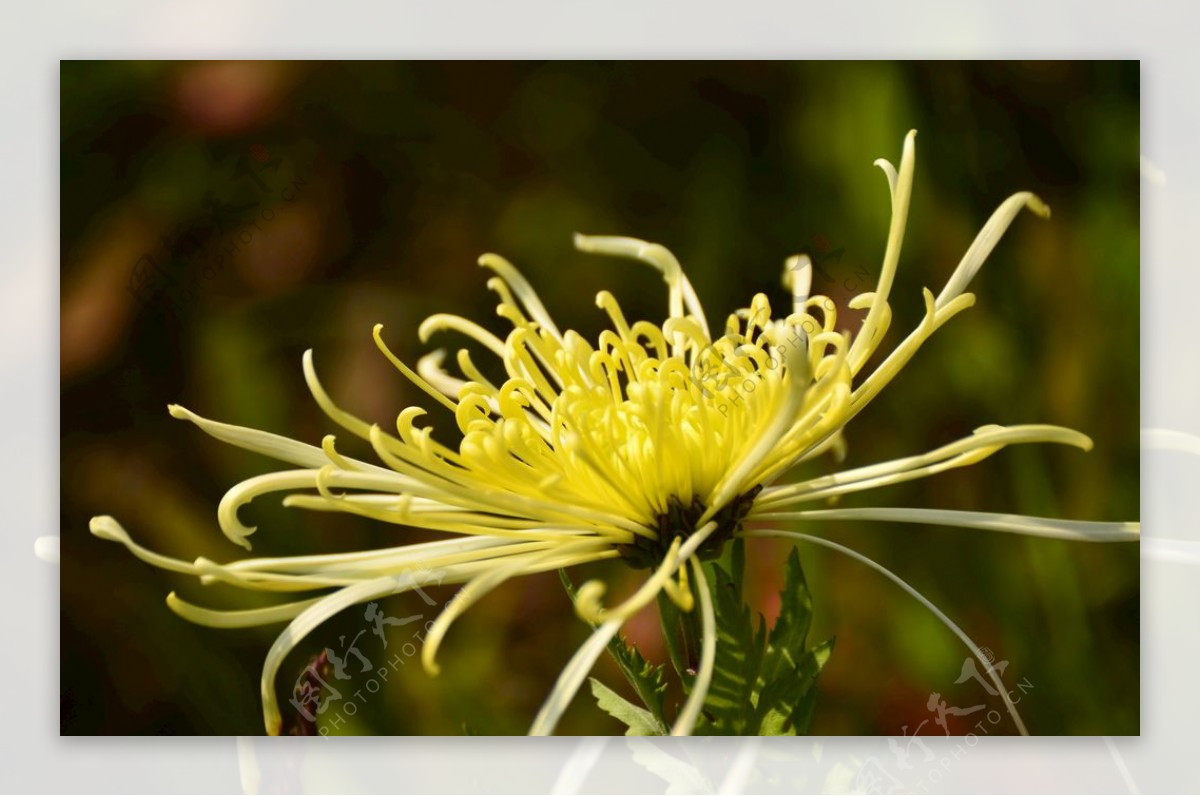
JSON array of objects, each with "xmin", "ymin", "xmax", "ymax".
[
  {"xmin": 573, "ymin": 232, "xmax": 600, "ymax": 252},
  {"xmin": 89, "ymin": 515, "xmax": 125, "ymax": 542},
  {"xmin": 573, "ymin": 580, "xmax": 608, "ymax": 623},
  {"xmin": 1052, "ymin": 427, "xmax": 1094, "ymax": 452},
  {"xmin": 1027, "ymin": 194, "xmax": 1051, "ymax": 219},
  {"xmin": 167, "ymin": 403, "xmax": 189, "ymax": 419},
  {"xmin": 164, "ymin": 592, "xmax": 195, "ymax": 618},
  {"xmin": 421, "ymin": 648, "xmax": 442, "ymax": 677},
  {"xmin": 416, "ymin": 318, "xmax": 437, "ymax": 343}
]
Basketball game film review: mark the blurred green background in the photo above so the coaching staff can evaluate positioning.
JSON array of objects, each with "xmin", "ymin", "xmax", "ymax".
[{"xmin": 60, "ymin": 61, "xmax": 1138, "ymax": 736}]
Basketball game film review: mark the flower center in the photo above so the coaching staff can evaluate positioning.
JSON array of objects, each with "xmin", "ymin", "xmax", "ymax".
[{"xmin": 618, "ymin": 485, "xmax": 763, "ymax": 569}]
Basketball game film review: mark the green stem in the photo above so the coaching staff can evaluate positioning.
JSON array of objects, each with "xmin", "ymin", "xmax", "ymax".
[
  {"xmin": 656, "ymin": 589, "xmax": 689, "ymax": 680},
  {"xmin": 677, "ymin": 590, "xmax": 704, "ymax": 675}
]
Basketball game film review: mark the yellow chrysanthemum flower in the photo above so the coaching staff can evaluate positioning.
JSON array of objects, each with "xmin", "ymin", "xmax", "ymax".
[{"xmin": 90, "ymin": 131, "xmax": 1137, "ymax": 736}]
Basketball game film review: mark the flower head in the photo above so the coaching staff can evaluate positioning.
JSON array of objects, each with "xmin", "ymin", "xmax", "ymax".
[{"xmin": 91, "ymin": 131, "xmax": 1137, "ymax": 736}]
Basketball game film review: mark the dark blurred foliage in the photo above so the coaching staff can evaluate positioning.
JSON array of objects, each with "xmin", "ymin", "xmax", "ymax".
[{"xmin": 60, "ymin": 61, "xmax": 1138, "ymax": 736}]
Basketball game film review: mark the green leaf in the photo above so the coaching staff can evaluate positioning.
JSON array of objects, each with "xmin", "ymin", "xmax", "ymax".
[
  {"xmin": 753, "ymin": 550, "xmax": 833, "ymax": 735},
  {"xmin": 607, "ymin": 628, "xmax": 671, "ymax": 724},
  {"xmin": 759, "ymin": 548, "xmax": 814, "ymax": 686},
  {"xmin": 560, "ymin": 569, "xmax": 671, "ymax": 726},
  {"xmin": 589, "ymin": 678, "xmax": 666, "ymax": 736},
  {"xmin": 655, "ymin": 588, "xmax": 690, "ymax": 682},
  {"xmin": 756, "ymin": 638, "xmax": 833, "ymax": 735},
  {"xmin": 692, "ymin": 560, "xmax": 765, "ymax": 734},
  {"xmin": 688, "ymin": 548, "xmax": 833, "ymax": 735},
  {"xmin": 731, "ymin": 537, "xmax": 746, "ymax": 604}
]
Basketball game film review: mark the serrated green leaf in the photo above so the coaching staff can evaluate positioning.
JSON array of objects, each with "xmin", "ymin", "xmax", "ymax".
[
  {"xmin": 760, "ymin": 548, "xmax": 814, "ymax": 686},
  {"xmin": 561, "ymin": 569, "xmax": 670, "ymax": 726},
  {"xmin": 753, "ymin": 550, "xmax": 832, "ymax": 735},
  {"xmin": 757, "ymin": 638, "xmax": 834, "ymax": 735},
  {"xmin": 689, "ymin": 550, "xmax": 833, "ymax": 736},
  {"xmin": 608, "ymin": 631, "xmax": 670, "ymax": 723},
  {"xmin": 693, "ymin": 561, "xmax": 765, "ymax": 734},
  {"xmin": 787, "ymin": 654, "xmax": 826, "ymax": 735},
  {"xmin": 590, "ymin": 678, "xmax": 666, "ymax": 736},
  {"xmin": 567, "ymin": 546, "xmax": 832, "ymax": 738}
]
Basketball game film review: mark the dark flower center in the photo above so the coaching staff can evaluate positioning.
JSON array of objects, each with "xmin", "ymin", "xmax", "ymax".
[{"xmin": 618, "ymin": 485, "xmax": 763, "ymax": 569}]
